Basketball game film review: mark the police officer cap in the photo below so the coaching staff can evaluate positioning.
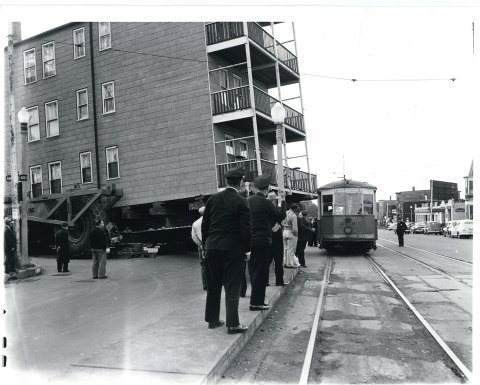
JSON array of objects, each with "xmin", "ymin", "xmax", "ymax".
[
  {"xmin": 253, "ymin": 174, "xmax": 271, "ymax": 189},
  {"xmin": 225, "ymin": 167, "xmax": 245, "ymax": 181}
]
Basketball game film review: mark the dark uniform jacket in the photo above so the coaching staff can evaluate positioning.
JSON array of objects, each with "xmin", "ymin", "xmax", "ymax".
[
  {"xmin": 201, "ymin": 187, "xmax": 252, "ymax": 253},
  {"xmin": 298, "ymin": 216, "xmax": 312, "ymax": 242},
  {"xmin": 90, "ymin": 227, "xmax": 107, "ymax": 250},
  {"xmin": 396, "ymin": 221, "xmax": 407, "ymax": 234},
  {"xmin": 4, "ymin": 225, "xmax": 16, "ymax": 258},
  {"xmin": 55, "ymin": 228, "xmax": 70, "ymax": 261},
  {"xmin": 247, "ymin": 192, "xmax": 286, "ymax": 247}
]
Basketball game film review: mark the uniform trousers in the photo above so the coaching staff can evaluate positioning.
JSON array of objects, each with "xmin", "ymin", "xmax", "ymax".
[
  {"xmin": 296, "ymin": 239, "xmax": 308, "ymax": 266},
  {"xmin": 248, "ymin": 244, "xmax": 270, "ymax": 306},
  {"xmin": 91, "ymin": 249, "xmax": 107, "ymax": 278},
  {"xmin": 205, "ymin": 249, "xmax": 244, "ymax": 327},
  {"xmin": 397, "ymin": 232, "xmax": 405, "ymax": 246},
  {"xmin": 270, "ymin": 229, "xmax": 284, "ymax": 285}
]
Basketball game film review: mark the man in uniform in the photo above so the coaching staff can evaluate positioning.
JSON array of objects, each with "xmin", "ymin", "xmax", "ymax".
[
  {"xmin": 296, "ymin": 210, "xmax": 312, "ymax": 267},
  {"xmin": 4, "ymin": 217, "xmax": 17, "ymax": 280},
  {"xmin": 396, "ymin": 217, "xmax": 407, "ymax": 247},
  {"xmin": 247, "ymin": 175, "xmax": 286, "ymax": 311},
  {"xmin": 267, "ymin": 191, "xmax": 287, "ymax": 286},
  {"xmin": 55, "ymin": 222, "xmax": 70, "ymax": 273},
  {"xmin": 201, "ymin": 167, "xmax": 252, "ymax": 334}
]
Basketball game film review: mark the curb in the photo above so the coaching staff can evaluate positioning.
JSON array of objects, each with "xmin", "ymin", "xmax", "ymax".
[
  {"xmin": 4, "ymin": 263, "xmax": 43, "ymax": 283},
  {"xmin": 202, "ymin": 266, "xmax": 300, "ymax": 384}
]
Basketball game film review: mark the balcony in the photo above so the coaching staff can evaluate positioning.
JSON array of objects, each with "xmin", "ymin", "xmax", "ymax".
[
  {"xmin": 217, "ymin": 159, "xmax": 317, "ymax": 194},
  {"xmin": 205, "ymin": 22, "xmax": 299, "ymax": 76},
  {"xmin": 211, "ymin": 86, "xmax": 304, "ymax": 134}
]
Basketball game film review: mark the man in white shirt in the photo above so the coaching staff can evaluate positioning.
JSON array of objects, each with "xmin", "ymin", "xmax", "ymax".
[{"xmin": 191, "ymin": 206, "xmax": 207, "ymax": 290}]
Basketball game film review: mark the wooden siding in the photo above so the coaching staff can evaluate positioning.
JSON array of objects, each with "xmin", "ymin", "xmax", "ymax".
[{"xmin": 5, "ymin": 22, "xmax": 217, "ymax": 207}]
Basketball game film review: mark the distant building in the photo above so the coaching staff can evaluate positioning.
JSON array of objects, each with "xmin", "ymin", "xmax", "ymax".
[{"xmin": 464, "ymin": 160, "xmax": 473, "ymax": 219}]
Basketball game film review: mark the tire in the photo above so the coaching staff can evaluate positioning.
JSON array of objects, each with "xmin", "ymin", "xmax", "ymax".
[{"xmin": 69, "ymin": 215, "xmax": 94, "ymax": 256}]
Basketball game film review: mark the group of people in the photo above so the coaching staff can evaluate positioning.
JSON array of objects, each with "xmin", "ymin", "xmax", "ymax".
[
  {"xmin": 191, "ymin": 166, "xmax": 316, "ymax": 334},
  {"xmin": 4, "ymin": 216, "xmax": 110, "ymax": 281}
]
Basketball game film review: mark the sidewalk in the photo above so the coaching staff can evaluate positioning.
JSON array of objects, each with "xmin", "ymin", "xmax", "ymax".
[{"xmin": 2, "ymin": 249, "xmax": 309, "ymax": 385}]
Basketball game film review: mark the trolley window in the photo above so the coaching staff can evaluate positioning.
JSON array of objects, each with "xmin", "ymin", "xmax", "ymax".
[
  {"xmin": 363, "ymin": 193, "xmax": 374, "ymax": 214},
  {"xmin": 334, "ymin": 191, "xmax": 362, "ymax": 215},
  {"xmin": 322, "ymin": 194, "xmax": 333, "ymax": 215}
]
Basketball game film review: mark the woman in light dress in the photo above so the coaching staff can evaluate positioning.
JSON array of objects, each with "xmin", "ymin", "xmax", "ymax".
[{"xmin": 283, "ymin": 203, "xmax": 300, "ymax": 268}]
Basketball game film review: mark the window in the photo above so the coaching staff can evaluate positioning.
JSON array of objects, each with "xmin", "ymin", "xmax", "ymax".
[
  {"xmin": 45, "ymin": 101, "xmax": 59, "ymax": 137},
  {"xmin": 322, "ymin": 194, "xmax": 333, "ymax": 215},
  {"xmin": 73, "ymin": 27, "xmax": 85, "ymax": 59},
  {"xmin": 42, "ymin": 42, "xmax": 56, "ymax": 78},
  {"xmin": 363, "ymin": 193, "xmax": 374, "ymax": 215},
  {"xmin": 225, "ymin": 134, "xmax": 235, "ymax": 163},
  {"xmin": 23, "ymin": 48, "xmax": 37, "ymax": 84},
  {"xmin": 48, "ymin": 161, "xmax": 62, "ymax": 194},
  {"xmin": 80, "ymin": 152, "xmax": 92, "ymax": 184},
  {"xmin": 102, "ymin": 81, "xmax": 115, "ymax": 114},
  {"xmin": 106, "ymin": 146, "xmax": 119, "ymax": 179},
  {"xmin": 76, "ymin": 89, "xmax": 89, "ymax": 120},
  {"xmin": 239, "ymin": 140, "xmax": 248, "ymax": 159},
  {"xmin": 30, "ymin": 165, "xmax": 43, "ymax": 198},
  {"xmin": 99, "ymin": 22, "xmax": 111, "ymax": 51},
  {"xmin": 27, "ymin": 106, "xmax": 40, "ymax": 142},
  {"xmin": 334, "ymin": 190, "xmax": 362, "ymax": 215}
]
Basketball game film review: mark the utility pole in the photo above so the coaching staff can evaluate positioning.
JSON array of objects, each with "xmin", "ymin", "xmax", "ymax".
[{"xmin": 8, "ymin": 22, "xmax": 29, "ymax": 268}]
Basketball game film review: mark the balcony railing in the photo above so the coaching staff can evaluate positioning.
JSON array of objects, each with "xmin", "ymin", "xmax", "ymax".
[
  {"xmin": 211, "ymin": 86, "xmax": 251, "ymax": 115},
  {"xmin": 205, "ymin": 22, "xmax": 299, "ymax": 75},
  {"xmin": 217, "ymin": 159, "xmax": 317, "ymax": 193},
  {"xmin": 253, "ymin": 87, "xmax": 305, "ymax": 133}
]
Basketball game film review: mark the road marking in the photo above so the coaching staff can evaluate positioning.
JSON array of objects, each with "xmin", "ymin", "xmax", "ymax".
[
  {"xmin": 299, "ymin": 256, "xmax": 332, "ymax": 385},
  {"xmin": 366, "ymin": 255, "xmax": 472, "ymax": 383},
  {"xmin": 378, "ymin": 237, "xmax": 472, "ymax": 265}
]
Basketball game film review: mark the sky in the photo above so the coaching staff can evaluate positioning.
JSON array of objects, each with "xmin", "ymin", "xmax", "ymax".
[{"xmin": 1, "ymin": 2, "xmax": 478, "ymax": 202}]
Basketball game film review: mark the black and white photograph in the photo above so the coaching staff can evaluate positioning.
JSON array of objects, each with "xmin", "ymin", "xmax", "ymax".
[{"xmin": 1, "ymin": 1, "xmax": 478, "ymax": 384}]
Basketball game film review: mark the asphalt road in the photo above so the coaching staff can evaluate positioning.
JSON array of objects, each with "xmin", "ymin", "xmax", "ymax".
[{"xmin": 221, "ymin": 229, "xmax": 473, "ymax": 384}]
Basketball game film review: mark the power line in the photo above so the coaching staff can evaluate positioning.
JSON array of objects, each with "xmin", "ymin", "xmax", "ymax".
[{"xmin": 54, "ymin": 40, "xmax": 457, "ymax": 83}]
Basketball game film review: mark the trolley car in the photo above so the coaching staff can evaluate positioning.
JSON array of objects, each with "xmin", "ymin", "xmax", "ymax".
[{"xmin": 317, "ymin": 179, "xmax": 378, "ymax": 252}]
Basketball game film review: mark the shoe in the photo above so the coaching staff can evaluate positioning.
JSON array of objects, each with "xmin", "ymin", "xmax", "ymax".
[
  {"xmin": 276, "ymin": 283, "xmax": 287, "ymax": 286},
  {"xmin": 227, "ymin": 325, "xmax": 248, "ymax": 334},
  {"xmin": 99, "ymin": 276, "xmax": 108, "ymax": 279},
  {"xmin": 284, "ymin": 265, "xmax": 296, "ymax": 269},
  {"xmin": 93, "ymin": 276, "xmax": 98, "ymax": 279},
  {"xmin": 301, "ymin": 265, "xmax": 307, "ymax": 268},
  {"xmin": 63, "ymin": 270, "xmax": 70, "ymax": 273},
  {"xmin": 208, "ymin": 320, "xmax": 225, "ymax": 329},
  {"xmin": 250, "ymin": 304, "xmax": 270, "ymax": 311}
]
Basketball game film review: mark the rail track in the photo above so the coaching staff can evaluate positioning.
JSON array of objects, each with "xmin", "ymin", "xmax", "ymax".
[{"xmin": 300, "ymin": 252, "xmax": 472, "ymax": 383}]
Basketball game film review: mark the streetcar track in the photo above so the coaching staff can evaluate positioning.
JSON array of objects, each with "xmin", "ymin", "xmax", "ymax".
[
  {"xmin": 378, "ymin": 237, "xmax": 472, "ymax": 265},
  {"xmin": 364, "ymin": 254, "xmax": 472, "ymax": 382},
  {"xmin": 376, "ymin": 244, "xmax": 472, "ymax": 289}
]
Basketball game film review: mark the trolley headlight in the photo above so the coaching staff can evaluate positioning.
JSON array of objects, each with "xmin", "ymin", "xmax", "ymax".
[{"xmin": 344, "ymin": 226, "xmax": 353, "ymax": 234}]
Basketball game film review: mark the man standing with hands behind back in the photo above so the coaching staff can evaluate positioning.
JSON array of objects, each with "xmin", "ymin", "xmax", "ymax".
[{"xmin": 202, "ymin": 167, "xmax": 252, "ymax": 334}]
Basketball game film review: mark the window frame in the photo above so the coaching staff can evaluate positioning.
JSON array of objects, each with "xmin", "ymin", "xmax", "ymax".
[
  {"xmin": 42, "ymin": 41, "xmax": 56, "ymax": 79},
  {"xmin": 48, "ymin": 161, "xmax": 63, "ymax": 194},
  {"xmin": 98, "ymin": 22, "xmax": 112, "ymax": 51},
  {"xmin": 239, "ymin": 140, "xmax": 248, "ymax": 159},
  {"xmin": 220, "ymin": 69, "xmax": 229, "ymax": 90},
  {"xmin": 225, "ymin": 134, "xmax": 235, "ymax": 163},
  {"xmin": 45, "ymin": 100, "xmax": 59, "ymax": 138},
  {"xmin": 106, "ymin": 146, "xmax": 120, "ymax": 180},
  {"xmin": 73, "ymin": 27, "xmax": 86, "ymax": 59},
  {"xmin": 29, "ymin": 165, "xmax": 43, "ymax": 198},
  {"xmin": 26, "ymin": 106, "xmax": 40, "ymax": 143},
  {"xmin": 23, "ymin": 48, "xmax": 37, "ymax": 85},
  {"xmin": 79, "ymin": 151, "xmax": 93, "ymax": 184},
  {"xmin": 76, "ymin": 88, "xmax": 89, "ymax": 120},
  {"xmin": 102, "ymin": 81, "xmax": 116, "ymax": 115}
]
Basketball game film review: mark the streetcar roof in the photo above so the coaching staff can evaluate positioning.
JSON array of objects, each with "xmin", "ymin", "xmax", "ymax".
[{"xmin": 317, "ymin": 179, "xmax": 377, "ymax": 191}]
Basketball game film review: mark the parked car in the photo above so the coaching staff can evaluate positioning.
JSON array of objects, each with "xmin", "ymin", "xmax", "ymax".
[
  {"xmin": 404, "ymin": 222, "xmax": 412, "ymax": 234},
  {"xmin": 451, "ymin": 219, "xmax": 473, "ymax": 239},
  {"xmin": 387, "ymin": 223, "xmax": 397, "ymax": 231},
  {"xmin": 444, "ymin": 221, "xmax": 457, "ymax": 237},
  {"xmin": 423, "ymin": 221, "xmax": 442, "ymax": 235},
  {"xmin": 411, "ymin": 222, "xmax": 427, "ymax": 234}
]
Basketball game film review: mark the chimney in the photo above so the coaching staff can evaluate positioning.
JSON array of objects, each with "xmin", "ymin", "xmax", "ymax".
[
  {"xmin": 8, "ymin": 22, "xmax": 22, "ymax": 43},
  {"xmin": 412, "ymin": 186, "xmax": 415, "ymax": 191}
]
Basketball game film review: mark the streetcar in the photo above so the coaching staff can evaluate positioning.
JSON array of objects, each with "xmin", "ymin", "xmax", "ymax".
[{"xmin": 317, "ymin": 179, "xmax": 378, "ymax": 252}]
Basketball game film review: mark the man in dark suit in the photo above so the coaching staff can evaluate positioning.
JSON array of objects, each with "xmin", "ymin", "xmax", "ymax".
[
  {"xmin": 4, "ymin": 217, "xmax": 17, "ymax": 280},
  {"xmin": 201, "ymin": 167, "xmax": 252, "ymax": 334},
  {"xmin": 296, "ymin": 210, "xmax": 312, "ymax": 267},
  {"xmin": 55, "ymin": 222, "xmax": 70, "ymax": 273},
  {"xmin": 396, "ymin": 217, "xmax": 407, "ymax": 247},
  {"xmin": 267, "ymin": 191, "xmax": 287, "ymax": 286},
  {"xmin": 247, "ymin": 175, "xmax": 286, "ymax": 311}
]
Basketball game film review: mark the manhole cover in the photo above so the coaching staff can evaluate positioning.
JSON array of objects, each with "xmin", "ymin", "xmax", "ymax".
[{"xmin": 71, "ymin": 280, "xmax": 96, "ymax": 283}]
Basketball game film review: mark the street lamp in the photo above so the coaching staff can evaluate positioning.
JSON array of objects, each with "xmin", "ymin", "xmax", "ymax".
[
  {"xmin": 18, "ymin": 107, "xmax": 30, "ymax": 131},
  {"xmin": 271, "ymin": 102, "xmax": 286, "ymax": 204},
  {"xmin": 410, "ymin": 205, "xmax": 413, "ymax": 223}
]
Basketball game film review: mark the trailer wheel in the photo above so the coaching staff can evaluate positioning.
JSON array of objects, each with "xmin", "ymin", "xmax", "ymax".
[{"xmin": 69, "ymin": 215, "xmax": 94, "ymax": 256}]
